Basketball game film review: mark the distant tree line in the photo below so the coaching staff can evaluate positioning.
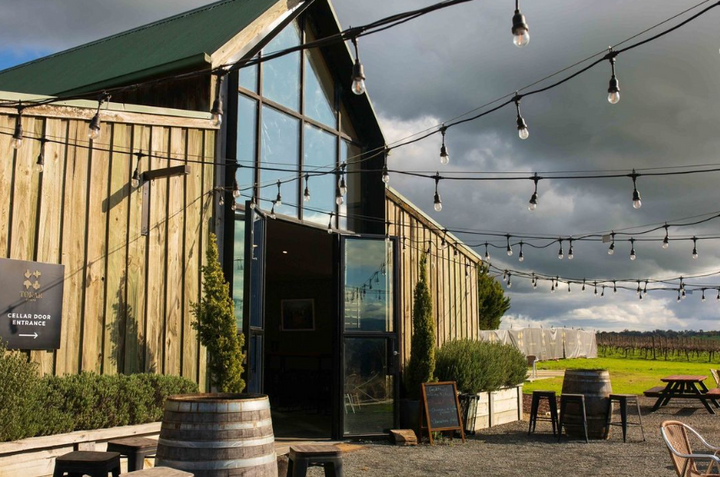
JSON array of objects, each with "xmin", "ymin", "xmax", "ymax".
[{"xmin": 598, "ymin": 330, "xmax": 720, "ymax": 362}]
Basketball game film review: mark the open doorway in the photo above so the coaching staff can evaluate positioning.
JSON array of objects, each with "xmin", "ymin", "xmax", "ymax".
[{"xmin": 263, "ymin": 219, "xmax": 335, "ymax": 439}]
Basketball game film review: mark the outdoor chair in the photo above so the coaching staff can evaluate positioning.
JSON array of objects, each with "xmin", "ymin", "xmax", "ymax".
[
  {"xmin": 661, "ymin": 420, "xmax": 720, "ymax": 477},
  {"xmin": 711, "ymin": 369, "xmax": 720, "ymax": 388}
]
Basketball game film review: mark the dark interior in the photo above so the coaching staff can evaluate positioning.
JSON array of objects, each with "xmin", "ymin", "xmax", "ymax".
[{"xmin": 264, "ymin": 219, "xmax": 335, "ymax": 439}]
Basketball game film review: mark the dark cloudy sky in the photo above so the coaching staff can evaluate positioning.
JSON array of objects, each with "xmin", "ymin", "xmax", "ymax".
[{"xmin": 2, "ymin": 0, "xmax": 719, "ymax": 331}]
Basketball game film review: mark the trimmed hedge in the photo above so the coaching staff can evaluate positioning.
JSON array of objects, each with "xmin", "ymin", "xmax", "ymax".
[
  {"xmin": 0, "ymin": 344, "xmax": 197, "ymax": 442},
  {"xmin": 435, "ymin": 340, "xmax": 527, "ymax": 394}
]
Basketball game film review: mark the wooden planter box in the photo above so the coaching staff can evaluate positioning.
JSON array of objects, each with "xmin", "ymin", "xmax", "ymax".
[
  {"xmin": 472, "ymin": 384, "xmax": 523, "ymax": 431},
  {"xmin": 0, "ymin": 422, "xmax": 160, "ymax": 477}
]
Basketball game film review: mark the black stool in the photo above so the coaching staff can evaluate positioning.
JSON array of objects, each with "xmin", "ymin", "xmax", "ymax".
[
  {"xmin": 287, "ymin": 445, "xmax": 343, "ymax": 477},
  {"xmin": 528, "ymin": 390, "xmax": 559, "ymax": 436},
  {"xmin": 558, "ymin": 394, "xmax": 589, "ymax": 443},
  {"xmin": 53, "ymin": 451, "xmax": 121, "ymax": 477},
  {"xmin": 605, "ymin": 393, "xmax": 645, "ymax": 442},
  {"xmin": 107, "ymin": 437, "xmax": 157, "ymax": 472}
]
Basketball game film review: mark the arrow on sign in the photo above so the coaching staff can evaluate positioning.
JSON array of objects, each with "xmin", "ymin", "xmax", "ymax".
[{"xmin": 19, "ymin": 332, "xmax": 38, "ymax": 339}]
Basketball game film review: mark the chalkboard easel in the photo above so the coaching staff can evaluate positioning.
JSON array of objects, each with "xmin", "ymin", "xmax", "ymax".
[{"xmin": 418, "ymin": 381, "xmax": 466, "ymax": 445}]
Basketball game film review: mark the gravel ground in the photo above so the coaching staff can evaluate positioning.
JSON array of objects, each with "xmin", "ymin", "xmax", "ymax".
[{"xmin": 312, "ymin": 397, "xmax": 720, "ymax": 477}]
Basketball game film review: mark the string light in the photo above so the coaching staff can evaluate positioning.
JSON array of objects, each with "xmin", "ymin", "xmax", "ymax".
[
  {"xmin": 631, "ymin": 170, "xmax": 642, "ymax": 209},
  {"xmin": 630, "ymin": 238, "xmax": 637, "ymax": 261},
  {"xmin": 568, "ymin": 239, "xmax": 574, "ymax": 260},
  {"xmin": 551, "ymin": 281, "xmax": 555, "ymax": 293},
  {"xmin": 528, "ymin": 173, "xmax": 539, "ymax": 211},
  {"xmin": 335, "ymin": 186, "xmax": 344, "ymax": 205},
  {"xmin": 484, "ymin": 242, "xmax": 490, "ymax": 262},
  {"xmin": 601, "ymin": 285, "xmax": 605, "ymax": 297},
  {"xmin": 692, "ymin": 236, "xmax": 698, "ymax": 259},
  {"xmin": 582, "ymin": 279, "xmax": 586, "ymax": 292},
  {"xmin": 351, "ymin": 38, "xmax": 366, "ymax": 95},
  {"xmin": 518, "ymin": 241, "xmax": 524, "ymax": 262},
  {"xmin": 594, "ymin": 281, "xmax": 598, "ymax": 295},
  {"xmin": 608, "ymin": 232, "xmax": 615, "ymax": 255},
  {"xmin": 514, "ymin": 96, "xmax": 529, "ymax": 140},
  {"xmin": 613, "ymin": 281, "xmax": 618, "ymax": 294},
  {"xmin": 643, "ymin": 281, "xmax": 648, "ymax": 295},
  {"xmin": 270, "ymin": 200, "xmax": 277, "ymax": 219},
  {"xmin": 636, "ymin": 281, "xmax": 642, "ymax": 295},
  {"xmin": 382, "ymin": 154, "xmax": 390, "ymax": 184},
  {"xmin": 232, "ymin": 178, "xmax": 241, "ymax": 199},
  {"xmin": 433, "ymin": 173, "xmax": 442, "ymax": 212},
  {"xmin": 607, "ymin": 50, "xmax": 620, "ymax": 104},
  {"xmin": 218, "ymin": 194, "xmax": 225, "ymax": 207},
  {"xmin": 702, "ymin": 289, "xmax": 706, "ymax": 302},
  {"xmin": 503, "ymin": 270, "xmax": 508, "ymax": 282},
  {"xmin": 717, "ymin": 289, "xmax": 719, "ymax": 301},
  {"xmin": 507, "ymin": 272, "xmax": 512, "ymax": 288},
  {"xmin": 677, "ymin": 289, "xmax": 682, "ymax": 302},
  {"xmin": 339, "ymin": 163, "xmax": 348, "ymax": 196},
  {"xmin": 131, "ymin": 151, "xmax": 143, "ymax": 189},
  {"xmin": 639, "ymin": 291, "xmax": 643, "ymax": 300},
  {"xmin": 662, "ymin": 225, "xmax": 669, "ymax": 249},
  {"xmin": 210, "ymin": 74, "xmax": 224, "ymax": 127},
  {"xmin": 440, "ymin": 126, "xmax": 449, "ymax": 165},
  {"xmin": 88, "ymin": 93, "xmax": 110, "ymax": 140},
  {"xmin": 532, "ymin": 273, "xmax": 537, "ymax": 288},
  {"xmin": 12, "ymin": 107, "xmax": 23, "ymax": 149},
  {"xmin": 327, "ymin": 212, "xmax": 334, "ymax": 234},
  {"xmin": 511, "ymin": 0, "xmax": 530, "ymax": 48},
  {"xmin": 506, "ymin": 234, "xmax": 513, "ymax": 256},
  {"xmin": 275, "ymin": 180, "xmax": 282, "ymax": 207},
  {"xmin": 567, "ymin": 281, "xmax": 571, "ymax": 293},
  {"xmin": 558, "ymin": 239, "xmax": 564, "ymax": 260},
  {"xmin": 230, "ymin": 200, "xmax": 237, "ymax": 211},
  {"xmin": 303, "ymin": 174, "xmax": 311, "ymax": 202},
  {"xmin": 35, "ymin": 138, "xmax": 45, "ymax": 172}
]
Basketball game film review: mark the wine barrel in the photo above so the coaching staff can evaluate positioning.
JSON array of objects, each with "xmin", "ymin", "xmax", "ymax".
[
  {"xmin": 561, "ymin": 369, "xmax": 612, "ymax": 439},
  {"xmin": 156, "ymin": 393, "xmax": 278, "ymax": 477}
]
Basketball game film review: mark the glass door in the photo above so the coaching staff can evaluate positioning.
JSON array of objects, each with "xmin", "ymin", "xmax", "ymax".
[
  {"xmin": 243, "ymin": 203, "xmax": 267, "ymax": 393},
  {"xmin": 340, "ymin": 236, "xmax": 399, "ymax": 437}
]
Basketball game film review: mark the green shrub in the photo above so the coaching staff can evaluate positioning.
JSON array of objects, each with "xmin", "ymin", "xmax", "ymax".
[
  {"xmin": 435, "ymin": 339, "xmax": 527, "ymax": 393},
  {"xmin": 0, "ymin": 342, "xmax": 43, "ymax": 441},
  {"xmin": 0, "ymin": 350, "xmax": 198, "ymax": 442},
  {"xmin": 404, "ymin": 255, "xmax": 436, "ymax": 400}
]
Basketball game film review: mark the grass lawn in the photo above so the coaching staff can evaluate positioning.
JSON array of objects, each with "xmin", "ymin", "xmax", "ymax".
[{"xmin": 523, "ymin": 357, "xmax": 719, "ymax": 395}]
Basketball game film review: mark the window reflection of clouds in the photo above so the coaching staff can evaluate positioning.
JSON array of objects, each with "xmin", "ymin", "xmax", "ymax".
[
  {"xmin": 344, "ymin": 239, "xmax": 393, "ymax": 332},
  {"xmin": 233, "ymin": 220, "xmax": 245, "ymax": 329},
  {"xmin": 262, "ymin": 21, "xmax": 301, "ymax": 111},
  {"xmin": 261, "ymin": 106, "xmax": 299, "ymax": 218},
  {"xmin": 303, "ymin": 124, "xmax": 336, "ymax": 226}
]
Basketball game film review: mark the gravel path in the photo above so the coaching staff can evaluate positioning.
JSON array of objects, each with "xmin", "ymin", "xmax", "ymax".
[{"xmin": 314, "ymin": 397, "xmax": 720, "ymax": 477}]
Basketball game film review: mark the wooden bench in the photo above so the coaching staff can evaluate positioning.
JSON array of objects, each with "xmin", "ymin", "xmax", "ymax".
[{"xmin": 643, "ymin": 386, "xmax": 666, "ymax": 398}]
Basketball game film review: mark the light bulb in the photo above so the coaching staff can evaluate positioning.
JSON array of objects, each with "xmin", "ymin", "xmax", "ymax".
[
  {"xmin": 568, "ymin": 247, "xmax": 574, "ymax": 260},
  {"xmin": 528, "ymin": 192, "xmax": 538, "ymax": 211},
  {"xmin": 88, "ymin": 112, "xmax": 101, "ymax": 140},
  {"xmin": 12, "ymin": 137, "xmax": 22, "ymax": 149},
  {"xmin": 382, "ymin": 166, "xmax": 389, "ymax": 184},
  {"xmin": 336, "ymin": 195, "xmax": 344, "ymax": 206},
  {"xmin": 519, "ymin": 251, "xmax": 524, "ymax": 262},
  {"xmin": 630, "ymin": 250, "xmax": 636, "ymax": 261},
  {"xmin": 702, "ymin": 291, "xmax": 706, "ymax": 302},
  {"xmin": 433, "ymin": 192, "xmax": 443, "ymax": 212},
  {"xmin": 639, "ymin": 293, "xmax": 643, "ymax": 301},
  {"xmin": 558, "ymin": 245, "xmax": 564, "ymax": 260},
  {"xmin": 513, "ymin": 30, "xmax": 530, "ymax": 48},
  {"xmin": 607, "ymin": 58, "xmax": 620, "ymax": 104},
  {"xmin": 518, "ymin": 127, "xmax": 529, "ymax": 140},
  {"xmin": 218, "ymin": 195, "xmax": 224, "ymax": 206},
  {"xmin": 502, "ymin": 271, "xmax": 507, "ymax": 282},
  {"xmin": 507, "ymin": 246, "xmax": 513, "ymax": 257},
  {"xmin": 339, "ymin": 176, "xmax": 347, "ymax": 196},
  {"xmin": 511, "ymin": 9, "xmax": 530, "ymax": 48},
  {"xmin": 231, "ymin": 201, "xmax": 237, "ymax": 211},
  {"xmin": 693, "ymin": 249, "xmax": 698, "ymax": 259},
  {"xmin": 662, "ymin": 237, "xmax": 669, "ymax": 249},
  {"xmin": 212, "ymin": 111, "xmax": 223, "ymax": 127},
  {"xmin": 568, "ymin": 283, "xmax": 571, "ymax": 293},
  {"xmin": 608, "ymin": 243, "xmax": 615, "ymax": 255},
  {"xmin": 89, "ymin": 126, "xmax": 100, "ymax": 140},
  {"xmin": 551, "ymin": 283, "xmax": 555, "ymax": 293},
  {"xmin": 131, "ymin": 168, "xmax": 140, "ymax": 189},
  {"xmin": 232, "ymin": 181, "xmax": 241, "ymax": 199},
  {"xmin": 485, "ymin": 251, "xmax": 490, "ymax": 262},
  {"xmin": 632, "ymin": 188, "xmax": 642, "ymax": 209},
  {"xmin": 351, "ymin": 59, "xmax": 366, "ymax": 95},
  {"xmin": 440, "ymin": 145, "xmax": 449, "ymax": 165},
  {"xmin": 533, "ymin": 280, "xmax": 537, "ymax": 289},
  {"xmin": 608, "ymin": 91, "xmax": 620, "ymax": 104},
  {"xmin": 275, "ymin": 181, "xmax": 283, "ymax": 207},
  {"xmin": 35, "ymin": 153, "xmax": 44, "ymax": 173}
]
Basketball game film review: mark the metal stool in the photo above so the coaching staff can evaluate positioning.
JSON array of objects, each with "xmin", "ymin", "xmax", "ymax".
[
  {"xmin": 528, "ymin": 390, "xmax": 558, "ymax": 436},
  {"xmin": 287, "ymin": 445, "xmax": 343, "ymax": 477},
  {"xmin": 605, "ymin": 393, "xmax": 645, "ymax": 442},
  {"xmin": 107, "ymin": 437, "xmax": 157, "ymax": 472},
  {"xmin": 53, "ymin": 451, "xmax": 121, "ymax": 477},
  {"xmin": 558, "ymin": 394, "xmax": 589, "ymax": 443}
]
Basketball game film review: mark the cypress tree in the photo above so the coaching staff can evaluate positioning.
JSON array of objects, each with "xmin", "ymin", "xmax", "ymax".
[
  {"xmin": 404, "ymin": 254, "xmax": 436, "ymax": 399},
  {"xmin": 191, "ymin": 233, "xmax": 246, "ymax": 393}
]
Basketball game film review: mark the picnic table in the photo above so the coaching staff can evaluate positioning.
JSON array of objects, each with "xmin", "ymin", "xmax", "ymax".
[{"xmin": 644, "ymin": 375, "xmax": 720, "ymax": 414}]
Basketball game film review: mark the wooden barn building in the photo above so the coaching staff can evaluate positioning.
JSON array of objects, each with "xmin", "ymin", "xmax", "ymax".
[{"xmin": 0, "ymin": 0, "xmax": 483, "ymax": 439}]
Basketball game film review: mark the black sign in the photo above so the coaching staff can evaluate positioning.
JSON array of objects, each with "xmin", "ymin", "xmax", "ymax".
[
  {"xmin": 0, "ymin": 258, "xmax": 65, "ymax": 350},
  {"xmin": 419, "ymin": 381, "xmax": 465, "ymax": 444}
]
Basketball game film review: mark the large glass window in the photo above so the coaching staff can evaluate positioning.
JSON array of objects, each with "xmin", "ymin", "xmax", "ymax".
[
  {"xmin": 262, "ymin": 22, "xmax": 301, "ymax": 111},
  {"xmin": 237, "ymin": 17, "xmax": 362, "ymax": 230},
  {"xmin": 233, "ymin": 219, "xmax": 246, "ymax": 329},
  {"xmin": 261, "ymin": 106, "xmax": 299, "ymax": 218},
  {"xmin": 303, "ymin": 124, "xmax": 337, "ymax": 225}
]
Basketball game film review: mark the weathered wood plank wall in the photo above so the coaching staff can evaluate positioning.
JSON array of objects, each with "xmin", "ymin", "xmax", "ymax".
[
  {"xmin": 0, "ymin": 105, "xmax": 216, "ymax": 385},
  {"xmin": 385, "ymin": 189, "xmax": 481, "ymax": 366}
]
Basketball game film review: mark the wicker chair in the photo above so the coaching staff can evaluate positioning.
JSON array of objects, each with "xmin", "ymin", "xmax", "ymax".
[{"xmin": 661, "ymin": 420, "xmax": 720, "ymax": 477}]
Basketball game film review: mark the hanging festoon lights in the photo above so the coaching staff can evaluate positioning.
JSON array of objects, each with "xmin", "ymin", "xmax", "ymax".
[
  {"xmin": 514, "ymin": 96, "xmax": 529, "ymax": 140},
  {"xmin": 327, "ymin": 212, "xmax": 334, "ymax": 234},
  {"xmin": 608, "ymin": 232, "xmax": 616, "ymax": 255},
  {"xmin": 382, "ymin": 154, "xmax": 390, "ymax": 184},
  {"xmin": 677, "ymin": 289, "xmax": 682, "ymax": 302},
  {"xmin": 630, "ymin": 170, "xmax": 642, "ymax": 209},
  {"xmin": 557, "ymin": 239, "xmax": 564, "ymax": 260},
  {"xmin": 594, "ymin": 281, "xmax": 598, "ymax": 296},
  {"xmin": 692, "ymin": 236, "xmax": 699, "ymax": 259},
  {"xmin": 568, "ymin": 239, "xmax": 575, "ymax": 260},
  {"xmin": 351, "ymin": 38, "xmax": 366, "ymax": 95},
  {"xmin": 131, "ymin": 151, "xmax": 143, "ymax": 189},
  {"xmin": 662, "ymin": 225, "xmax": 670, "ymax": 249},
  {"xmin": 613, "ymin": 281, "xmax": 618, "ymax": 294},
  {"xmin": 511, "ymin": 0, "xmax": 530, "ymax": 47},
  {"xmin": 507, "ymin": 272, "xmax": 512, "ymax": 288},
  {"xmin": 232, "ymin": 178, "xmax": 241, "ymax": 199},
  {"xmin": 275, "ymin": 180, "xmax": 283, "ymax": 207},
  {"xmin": 702, "ymin": 289, "xmax": 706, "ymax": 302},
  {"xmin": 335, "ymin": 186, "xmax": 344, "ymax": 205},
  {"xmin": 506, "ymin": 234, "xmax": 513, "ymax": 256},
  {"xmin": 528, "ymin": 173, "xmax": 539, "ymax": 211},
  {"xmin": 607, "ymin": 49, "xmax": 621, "ymax": 104},
  {"xmin": 303, "ymin": 173, "xmax": 311, "ymax": 202},
  {"xmin": 433, "ymin": 173, "xmax": 442, "ymax": 212},
  {"xmin": 518, "ymin": 241, "xmax": 525, "ymax": 262},
  {"xmin": 484, "ymin": 242, "xmax": 491, "ymax": 262},
  {"xmin": 210, "ymin": 73, "xmax": 225, "ymax": 127},
  {"xmin": 35, "ymin": 138, "xmax": 46, "ymax": 172},
  {"xmin": 601, "ymin": 285, "xmax": 606, "ymax": 297},
  {"xmin": 440, "ymin": 126, "xmax": 450, "ymax": 165},
  {"xmin": 581, "ymin": 279, "xmax": 586, "ymax": 292},
  {"xmin": 88, "ymin": 93, "xmax": 110, "ymax": 140},
  {"xmin": 630, "ymin": 238, "xmax": 637, "ymax": 261},
  {"xmin": 270, "ymin": 201, "xmax": 277, "ymax": 220},
  {"xmin": 339, "ymin": 163, "xmax": 348, "ymax": 196},
  {"xmin": 12, "ymin": 106, "xmax": 23, "ymax": 149},
  {"xmin": 567, "ymin": 281, "xmax": 571, "ymax": 293},
  {"xmin": 502, "ymin": 270, "xmax": 508, "ymax": 282}
]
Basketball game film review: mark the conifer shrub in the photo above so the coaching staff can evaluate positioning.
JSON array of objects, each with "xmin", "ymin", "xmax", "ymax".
[
  {"xmin": 435, "ymin": 339, "xmax": 527, "ymax": 394},
  {"xmin": 404, "ymin": 255, "xmax": 436, "ymax": 400},
  {"xmin": 191, "ymin": 233, "xmax": 246, "ymax": 393}
]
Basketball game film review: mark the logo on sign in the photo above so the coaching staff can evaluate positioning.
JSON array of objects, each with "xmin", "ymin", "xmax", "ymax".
[{"xmin": 20, "ymin": 269, "xmax": 43, "ymax": 300}]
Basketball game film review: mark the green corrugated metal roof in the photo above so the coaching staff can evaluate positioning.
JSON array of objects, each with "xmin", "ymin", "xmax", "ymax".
[{"xmin": 0, "ymin": 0, "xmax": 281, "ymax": 96}]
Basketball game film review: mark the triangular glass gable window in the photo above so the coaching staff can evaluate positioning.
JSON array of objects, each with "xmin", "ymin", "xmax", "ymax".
[{"xmin": 304, "ymin": 26, "xmax": 336, "ymax": 128}]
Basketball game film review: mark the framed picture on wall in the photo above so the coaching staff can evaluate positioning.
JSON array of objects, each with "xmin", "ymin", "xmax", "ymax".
[{"xmin": 281, "ymin": 299, "xmax": 315, "ymax": 331}]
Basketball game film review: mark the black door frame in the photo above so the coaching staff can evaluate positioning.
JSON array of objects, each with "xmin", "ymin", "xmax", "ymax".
[{"xmin": 334, "ymin": 234, "xmax": 400, "ymax": 440}]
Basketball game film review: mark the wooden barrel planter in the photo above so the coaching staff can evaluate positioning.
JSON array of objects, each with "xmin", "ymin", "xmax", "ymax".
[
  {"xmin": 561, "ymin": 369, "xmax": 612, "ymax": 440},
  {"xmin": 156, "ymin": 393, "xmax": 278, "ymax": 477}
]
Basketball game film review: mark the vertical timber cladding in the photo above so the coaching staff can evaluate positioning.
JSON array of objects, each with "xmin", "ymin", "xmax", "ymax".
[
  {"xmin": 386, "ymin": 189, "xmax": 481, "ymax": 367},
  {"xmin": 0, "ymin": 104, "xmax": 216, "ymax": 385}
]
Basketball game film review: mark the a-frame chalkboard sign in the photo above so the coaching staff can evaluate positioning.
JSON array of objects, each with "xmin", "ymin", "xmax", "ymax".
[{"xmin": 418, "ymin": 381, "xmax": 466, "ymax": 444}]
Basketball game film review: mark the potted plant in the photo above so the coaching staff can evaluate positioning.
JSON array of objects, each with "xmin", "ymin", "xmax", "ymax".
[{"xmin": 400, "ymin": 255, "xmax": 436, "ymax": 431}]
